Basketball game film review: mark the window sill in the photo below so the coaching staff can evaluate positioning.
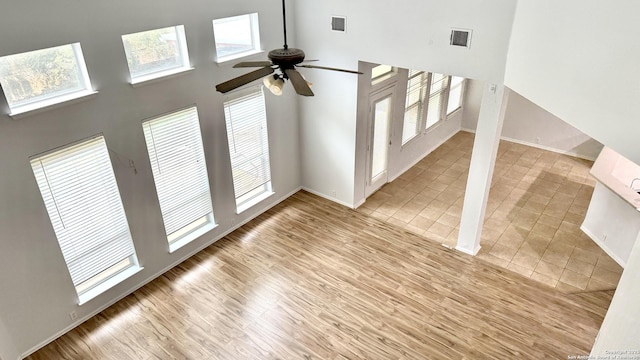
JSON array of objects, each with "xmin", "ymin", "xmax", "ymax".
[
  {"xmin": 78, "ymin": 265, "xmax": 143, "ymax": 306},
  {"xmin": 236, "ymin": 191, "xmax": 274, "ymax": 214},
  {"xmin": 401, "ymin": 133, "xmax": 422, "ymax": 149},
  {"xmin": 446, "ymin": 107, "xmax": 462, "ymax": 118},
  {"xmin": 216, "ymin": 49, "xmax": 264, "ymax": 65},
  {"xmin": 425, "ymin": 118, "xmax": 446, "ymax": 133},
  {"xmin": 9, "ymin": 90, "xmax": 98, "ymax": 120},
  {"xmin": 168, "ymin": 221, "xmax": 218, "ymax": 253},
  {"xmin": 131, "ymin": 67, "xmax": 194, "ymax": 88}
]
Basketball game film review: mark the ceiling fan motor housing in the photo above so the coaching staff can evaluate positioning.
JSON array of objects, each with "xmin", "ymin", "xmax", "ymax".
[{"xmin": 268, "ymin": 48, "xmax": 305, "ymax": 69}]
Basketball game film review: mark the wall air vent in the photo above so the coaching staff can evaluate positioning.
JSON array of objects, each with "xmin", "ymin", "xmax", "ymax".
[
  {"xmin": 331, "ymin": 16, "xmax": 346, "ymax": 32},
  {"xmin": 450, "ymin": 28, "xmax": 472, "ymax": 48}
]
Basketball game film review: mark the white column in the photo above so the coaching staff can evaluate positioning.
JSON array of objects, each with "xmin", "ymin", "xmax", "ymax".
[
  {"xmin": 590, "ymin": 231, "xmax": 640, "ymax": 356},
  {"xmin": 456, "ymin": 83, "xmax": 509, "ymax": 255}
]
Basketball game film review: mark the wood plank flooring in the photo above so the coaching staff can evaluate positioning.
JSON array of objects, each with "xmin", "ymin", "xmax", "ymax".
[{"xmin": 28, "ymin": 191, "xmax": 613, "ymax": 359}]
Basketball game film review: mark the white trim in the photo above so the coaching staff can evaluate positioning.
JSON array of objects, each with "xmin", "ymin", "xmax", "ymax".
[
  {"xmin": 9, "ymin": 90, "xmax": 98, "ymax": 119},
  {"xmin": 580, "ymin": 225, "xmax": 626, "ymax": 268},
  {"xmin": 131, "ymin": 67, "xmax": 194, "ymax": 87},
  {"xmin": 455, "ymin": 244, "xmax": 481, "ymax": 256},
  {"xmin": 301, "ymin": 187, "xmax": 355, "ymax": 209},
  {"xmin": 236, "ymin": 190, "xmax": 274, "ymax": 214},
  {"xmin": 77, "ymin": 265, "xmax": 143, "ymax": 306},
  {"xmin": 213, "ymin": 13, "xmax": 262, "ymax": 64},
  {"xmin": 168, "ymin": 221, "xmax": 218, "ymax": 253},
  {"xmin": 21, "ymin": 186, "xmax": 303, "ymax": 360},
  {"xmin": 460, "ymin": 128, "xmax": 598, "ymax": 161},
  {"xmin": 446, "ymin": 106, "xmax": 462, "ymax": 117},
  {"xmin": 223, "ymin": 84, "xmax": 262, "ymax": 102},
  {"xmin": 215, "ymin": 49, "xmax": 264, "ymax": 64}
]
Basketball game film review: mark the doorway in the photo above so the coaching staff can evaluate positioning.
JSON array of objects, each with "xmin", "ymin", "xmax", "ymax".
[{"xmin": 365, "ymin": 87, "xmax": 394, "ymax": 197}]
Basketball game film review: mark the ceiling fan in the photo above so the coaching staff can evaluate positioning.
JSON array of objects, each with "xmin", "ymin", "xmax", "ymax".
[{"xmin": 215, "ymin": 0, "xmax": 361, "ymax": 97}]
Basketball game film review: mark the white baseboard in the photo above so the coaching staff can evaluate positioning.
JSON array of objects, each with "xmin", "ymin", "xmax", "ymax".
[
  {"xmin": 460, "ymin": 128, "xmax": 597, "ymax": 161},
  {"xmin": 300, "ymin": 187, "xmax": 355, "ymax": 208},
  {"xmin": 455, "ymin": 244, "xmax": 481, "ymax": 256},
  {"xmin": 20, "ymin": 186, "xmax": 303, "ymax": 360}
]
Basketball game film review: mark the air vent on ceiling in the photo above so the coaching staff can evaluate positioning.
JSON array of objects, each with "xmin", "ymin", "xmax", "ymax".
[
  {"xmin": 450, "ymin": 28, "xmax": 472, "ymax": 48},
  {"xmin": 332, "ymin": 16, "xmax": 346, "ymax": 32}
]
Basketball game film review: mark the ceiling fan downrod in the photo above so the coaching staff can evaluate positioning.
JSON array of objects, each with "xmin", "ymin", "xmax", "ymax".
[{"xmin": 282, "ymin": 0, "xmax": 288, "ymax": 49}]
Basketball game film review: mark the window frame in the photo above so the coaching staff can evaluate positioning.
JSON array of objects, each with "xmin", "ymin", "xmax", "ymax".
[
  {"xmin": 121, "ymin": 25, "xmax": 193, "ymax": 86},
  {"xmin": 29, "ymin": 135, "xmax": 142, "ymax": 305},
  {"xmin": 446, "ymin": 76, "xmax": 465, "ymax": 116},
  {"xmin": 223, "ymin": 86, "xmax": 274, "ymax": 213},
  {"xmin": 425, "ymin": 73, "xmax": 449, "ymax": 130},
  {"xmin": 401, "ymin": 70, "xmax": 430, "ymax": 145},
  {"xmin": 0, "ymin": 43, "xmax": 96, "ymax": 117},
  {"xmin": 371, "ymin": 64, "xmax": 398, "ymax": 86},
  {"xmin": 213, "ymin": 13, "xmax": 262, "ymax": 63},
  {"xmin": 141, "ymin": 106, "xmax": 217, "ymax": 253}
]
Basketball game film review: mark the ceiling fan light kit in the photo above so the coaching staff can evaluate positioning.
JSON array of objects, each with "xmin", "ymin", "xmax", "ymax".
[
  {"xmin": 215, "ymin": 0, "xmax": 361, "ymax": 97},
  {"xmin": 263, "ymin": 75, "xmax": 285, "ymax": 96}
]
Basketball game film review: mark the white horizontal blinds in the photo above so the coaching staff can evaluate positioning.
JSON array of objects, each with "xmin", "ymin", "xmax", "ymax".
[
  {"xmin": 224, "ymin": 88, "xmax": 272, "ymax": 204},
  {"xmin": 30, "ymin": 136, "xmax": 136, "ymax": 288},
  {"xmin": 402, "ymin": 70, "xmax": 428, "ymax": 144},
  {"xmin": 426, "ymin": 73, "xmax": 449, "ymax": 128},
  {"xmin": 447, "ymin": 76, "xmax": 464, "ymax": 114},
  {"xmin": 142, "ymin": 107, "xmax": 213, "ymax": 237}
]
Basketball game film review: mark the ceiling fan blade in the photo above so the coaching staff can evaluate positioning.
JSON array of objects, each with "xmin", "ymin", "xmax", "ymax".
[
  {"xmin": 216, "ymin": 66, "xmax": 275, "ymax": 93},
  {"xmin": 300, "ymin": 59, "xmax": 319, "ymax": 63},
  {"xmin": 284, "ymin": 69, "xmax": 314, "ymax": 97},
  {"xmin": 233, "ymin": 61, "xmax": 273, "ymax": 68},
  {"xmin": 297, "ymin": 64, "xmax": 362, "ymax": 74}
]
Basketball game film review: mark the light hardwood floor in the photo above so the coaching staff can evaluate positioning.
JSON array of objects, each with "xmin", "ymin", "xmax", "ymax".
[{"xmin": 29, "ymin": 191, "xmax": 613, "ymax": 359}]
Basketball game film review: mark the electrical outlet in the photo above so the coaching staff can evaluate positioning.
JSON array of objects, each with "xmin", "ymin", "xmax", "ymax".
[
  {"xmin": 331, "ymin": 190, "xmax": 337, "ymax": 197},
  {"xmin": 602, "ymin": 234, "xmax": 608, "ymax": 242},
  {"xmin": 69, "ymin": 311, "xmax": 78, "ymax": 321},
  {"xmin": 535, "ymin": 137, "xmax": 540, "ymax": 144}
]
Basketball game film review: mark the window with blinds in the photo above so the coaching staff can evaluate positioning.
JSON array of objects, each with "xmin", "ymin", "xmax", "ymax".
[
  {"xmin": 446, "ymin": 76, "xmax": 465, "ymax": 115},
  {"xmin": 142, "ymin": 106, "xmax": 215, "ymax": 252},
  {"xmin": 223, "ymin": 87, "xmax": 273, "ymax": 213},
  {"xmin": 30, "ymin": 135, "xmax": 140, "ymax": 304},
  {"xmin": 402, "ymin": 70, "xmax": 429, "ymax": 144},
  {"xmin": 425, "ymin": 73, "xmax": 449, "ymax": 129}
]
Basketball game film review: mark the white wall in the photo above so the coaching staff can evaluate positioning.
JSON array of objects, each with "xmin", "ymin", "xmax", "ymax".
[
  {"xmin": 0, "ymin": 1, "xmax": 300, "ymax": 358},
  {"xmin": 504, "ymin": 0, "xmax": 640, "ymax": 164},
  {"xmin": 463, "ymin": 80, "xmax": 603, "ymax": 160},
  {"xmin": 294, "ymin": 0, "xmax": 517, "ymax": 205},
  {"xmin": 591, "ymin": 230, "xmax": 640, "ymax": 355},
  {"xmin": 582, "ymin": 183, "xmax": 640, "ymax": 267},
  {"xmin": 0, "ymin": 316, "xmax": 16, "ymax": 360}
]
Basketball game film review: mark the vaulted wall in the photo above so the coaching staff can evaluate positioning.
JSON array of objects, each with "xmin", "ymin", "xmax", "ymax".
[
  {"xmin": 504, "ymin": 0, "xmax": 640, "ymax": 164},
  {"xmin": 0, "ymin": 1, "xmax": 301, "ymax": 357}
]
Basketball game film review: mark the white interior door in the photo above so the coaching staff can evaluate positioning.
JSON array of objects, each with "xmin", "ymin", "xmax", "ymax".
[{"xmin": 365, "ymin": 89, "xmax": 394, "ymax": 197}]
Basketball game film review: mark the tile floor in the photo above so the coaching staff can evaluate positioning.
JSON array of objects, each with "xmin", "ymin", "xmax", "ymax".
[{"xmin": 358, "ymin": 131, "xmax": 623, "ymax": 292}]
